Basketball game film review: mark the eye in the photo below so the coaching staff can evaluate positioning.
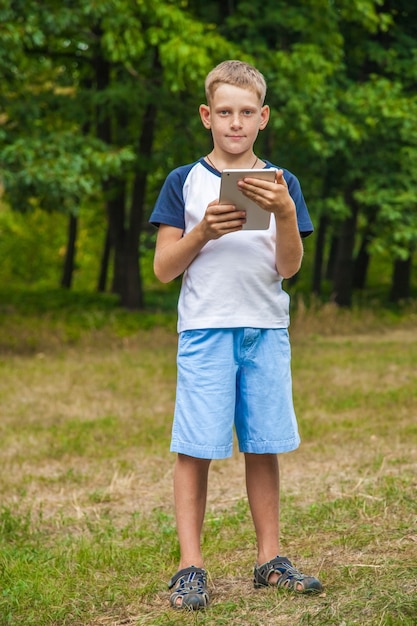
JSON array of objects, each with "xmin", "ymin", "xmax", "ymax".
[
  {"xmin": 219, "ymin": 110, "xmax": 230, "ymax": 116},
  {"xmin": 243, "ymin": 110, "xmax": 254, "ymax": 116}
]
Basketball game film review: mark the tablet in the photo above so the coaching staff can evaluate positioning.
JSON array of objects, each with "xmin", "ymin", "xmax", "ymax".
[{"xmin": 219, "ymin": 168, "xmax": 277, "ymax": 230}]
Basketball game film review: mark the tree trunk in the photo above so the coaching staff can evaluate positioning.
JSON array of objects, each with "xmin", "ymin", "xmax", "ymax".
[
  {"xmin": 325, "ymin": 235, "xmax": 339, "ymax": 281},
  {"xmin": 108, "ymin": 182, "xmax": 127, "ymax": 295},
  {"xmin": 389, "ymin": 256, "xmax": 412, "ymax": 302},
  {"xmin": 353, "ymin": 233, "xmax": 371, "ymax": 290},
  {"xmin": 61, "ymin": 71, "xmax": 93, "ymax": 291},
  {"xmin": 121, "ymin": 100, "xmax": 157, "ymax": 309},
  {"xmin": 93, "ymin": 42, "xmax": 117, "ymax": 295},
  {"xmin": 120, "ymin": 51, "xmax": 160, "ymax": 310},
  {"xmin": 60, "ymin": 213, "xmax": 78, "ymax": 288},
  {"xmin": 312, "ymin": 215, "xmax": 328, "ymax": 295},
  {"xmin": 97, "ymin": 225, "xmax": 111, "ymax": 293},
  {"xmin": 332, "ymin": 195, "xmax": 359, "ymax": 307}
]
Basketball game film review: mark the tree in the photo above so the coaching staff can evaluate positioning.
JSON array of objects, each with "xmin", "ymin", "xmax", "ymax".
[
  {"xmin": 1, "ymin": 0, "xmax": 416, "ymax": 307},
  {"xmin": 210, "ymin": 0, "xmax": 417, "ymax": 304},
  {"xmin": 318, "ymin": 1, "xmax": 417, "ymax": 303},
  {"xmin": 0, "ymin": 0, "xmax": 235, "ymax": 307}
]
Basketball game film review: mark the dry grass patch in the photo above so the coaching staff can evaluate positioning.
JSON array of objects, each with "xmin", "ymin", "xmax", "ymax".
[{"xmin": 0, "ymin": 310, "xmax": 416, "ymax": 625}]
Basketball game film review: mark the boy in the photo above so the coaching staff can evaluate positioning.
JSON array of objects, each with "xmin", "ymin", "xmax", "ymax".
[{"xmin": 150, "ymin": 60, "xmax": 323, "ymax": 610}]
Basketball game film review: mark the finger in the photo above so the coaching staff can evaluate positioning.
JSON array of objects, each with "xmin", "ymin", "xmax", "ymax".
[
  {"xmin": 210, "ymin": 207, "xmax": 241, "ymax": 220},
  {"xmin": 216, "ymin": 211, "xmax": 246, "ymax": 225},
  {"xmin": 219, "ymin": 219, "xmax": 246, "ymax": 233},
  {"xmin": 209, "ymin": 202, "xmax": 236, "ymax": 213},
  {"xmin": 275, "ymin": 169, "xmax": 287, "ymax": 186}
]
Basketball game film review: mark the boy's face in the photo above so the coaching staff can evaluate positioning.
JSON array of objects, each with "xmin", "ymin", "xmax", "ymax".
[{"xmin": 199, "ymin": 83, "xmax": 269, "ymax": 157}]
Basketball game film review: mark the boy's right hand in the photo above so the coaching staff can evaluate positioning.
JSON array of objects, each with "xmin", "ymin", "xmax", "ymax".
[
  {"xmin": 154, "ymin": 199, "xmax": 246, "ymax": 283},
  {"xmin": 201, "ymin": 199, "xmax": 246, "ymax": 239}
]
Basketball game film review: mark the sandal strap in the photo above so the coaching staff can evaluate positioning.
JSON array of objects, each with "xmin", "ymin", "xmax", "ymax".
[
  {"xmin": 254, "ymin": 556, "xmax": 322, "ymax": 592},
  {"xmin": 168, "ymin": 566, "xmax": 207, "ymax": 589},
  {"xmin": 168, "ymin": 566, "xmax": 209, "ymax": 609}
]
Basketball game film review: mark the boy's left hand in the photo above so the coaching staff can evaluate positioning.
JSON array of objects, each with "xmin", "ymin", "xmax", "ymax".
[{"xmin": 237, "ymin": 169, "xmax": 295, "ymax": 219}]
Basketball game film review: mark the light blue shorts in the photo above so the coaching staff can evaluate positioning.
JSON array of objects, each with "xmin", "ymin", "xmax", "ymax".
[{"xmin": 171, "ymin": 328, "xmax": 300, "ymax": 459}]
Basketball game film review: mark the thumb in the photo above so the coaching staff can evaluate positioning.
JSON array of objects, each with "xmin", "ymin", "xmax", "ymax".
[{"xmin": 275, "ymin": 169, "xmax": 287, "ymax": 186}]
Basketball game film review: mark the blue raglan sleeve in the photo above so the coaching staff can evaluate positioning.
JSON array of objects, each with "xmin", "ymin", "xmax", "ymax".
[
  {"xmin": 149, "ymin": 167, "xmax": 188, "ymax": 230},
  {"xmin": 265, "ymin": 161, "xmax": 313, "ymax": 237},
  {"xmin": 283, "ymin": 170, "xmax": 314, "ymax": 238}
]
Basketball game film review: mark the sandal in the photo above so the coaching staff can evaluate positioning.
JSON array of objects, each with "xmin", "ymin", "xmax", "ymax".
[
  {"xmin": 168, "ymin": 566, "xmax": 209, "ymax": 610},
  {"xmin": 254, "ymin": 556, "xmax": 323, "ymax": 593}
]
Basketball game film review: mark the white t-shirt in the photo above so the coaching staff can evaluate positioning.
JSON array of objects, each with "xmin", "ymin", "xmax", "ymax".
[{"xmin": 150, "ymin": 158, "xmax": 313, "ymax": 333}]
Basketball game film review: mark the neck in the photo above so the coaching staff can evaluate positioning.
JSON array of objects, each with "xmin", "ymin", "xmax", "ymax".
[{"xmin": 205, "ymin": 153, "xmax": 259, "ymax": 172}]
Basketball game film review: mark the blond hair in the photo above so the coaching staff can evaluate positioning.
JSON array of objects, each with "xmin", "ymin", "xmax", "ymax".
[{"xmin": 204, "ymin": 60, "xmax": 267, "ymax": 105}]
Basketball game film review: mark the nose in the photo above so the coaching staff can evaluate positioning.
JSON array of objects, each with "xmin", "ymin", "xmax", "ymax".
[{"xmin": 230, "ymin": 113, "xmax": 243, "ymax": 129}]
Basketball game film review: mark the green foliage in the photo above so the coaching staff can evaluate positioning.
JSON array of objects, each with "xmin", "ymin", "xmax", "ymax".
[
  {"xmin": 0, "ymin": 0, "xmax": 233, "ymax": 211},
  {"xmin": 220, "ymin": 0, "xmax": 417, "ymax": 267},
  {"xmin": 1, "ymin": 135, "xmax": 136, "ymax": 214},
  {"xmin": 1, "ymin": 0, "xmax": 417, "ymax": 304}
]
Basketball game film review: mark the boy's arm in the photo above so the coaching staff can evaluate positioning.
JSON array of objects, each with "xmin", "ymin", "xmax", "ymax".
[
  {"xmin": 271, "ymin": 171, "xmax": 304, "ymax": 278},
  {"xmin": 274, "ymin": 206, "xmax": 304, "ymax": 279},
  {"xmin": 154, "ymin": 200, "xmax": 246, "ymax": 283},
  {"xmin": 153, "ymin": 223, "xmax": 207, "ymax": 283},
  {"xmin": 237, "ymin": 170, "xmax": 304, "ymax": 279}
]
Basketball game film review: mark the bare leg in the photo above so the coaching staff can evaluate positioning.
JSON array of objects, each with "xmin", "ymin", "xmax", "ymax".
[
  {"xmin": 246, "ymin": 452, "xmax": 321, "ymax": 592},
  {"xmin": 245, "ymin": 453, "xmax": 280, "ymax": 568},
  {"xmin": 174, "ymin": 453, "xmax": 211, "ymax": 570}
]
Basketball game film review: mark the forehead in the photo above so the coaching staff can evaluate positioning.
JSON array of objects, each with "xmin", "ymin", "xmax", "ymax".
[{"xmin": 210, "ymin": 83, "xmax": 262, "ymax": 108}]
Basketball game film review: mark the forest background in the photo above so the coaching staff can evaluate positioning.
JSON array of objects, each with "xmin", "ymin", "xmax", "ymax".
[
  {"xmin": 1, "ymin": 3, "xmax": 417, "ymax": 625},
  {"xmin": 1, "ymin": 0, "xmax": 416, "ymax": 310}
]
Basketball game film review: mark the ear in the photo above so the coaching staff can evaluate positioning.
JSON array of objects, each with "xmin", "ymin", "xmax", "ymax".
[
  {"xmin": 259, "ymin": 105, "xmax": 270, "ymax": 130},
  {"xmin": 199, "ymin": 104, "xmax": 211, "ymax": 129}
]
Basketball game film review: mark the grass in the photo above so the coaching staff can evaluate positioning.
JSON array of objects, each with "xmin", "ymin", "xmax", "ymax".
[{"xmin": 0, "ymin": 290, "xmax": 416, "ymax": 624}]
